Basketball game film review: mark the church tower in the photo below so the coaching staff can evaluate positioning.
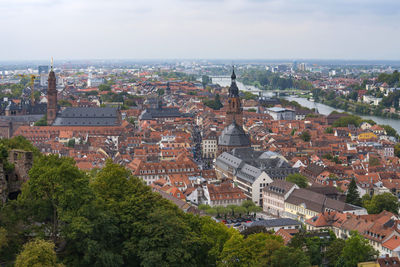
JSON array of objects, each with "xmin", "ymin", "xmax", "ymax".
[
  {"xmin": 47, "ymin": 59, "xmax": 57, "ymax": 125},
  {"xmin": 225, "ymin": 67, "xmax": 243, "ymax": 126}
]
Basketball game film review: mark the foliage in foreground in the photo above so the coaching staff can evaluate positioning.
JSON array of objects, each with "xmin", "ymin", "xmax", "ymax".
[{"xmin": 0, "ymin": 146, "xmax": 378, "ymax": 267}]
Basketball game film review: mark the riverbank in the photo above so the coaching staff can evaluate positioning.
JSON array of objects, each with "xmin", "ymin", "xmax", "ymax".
[
  {"xmin": 284, "ymin": 96, "xmax": 400, "ymax": 134},
  {"xmin": 315, "ymin": 96, "xmax": 400, "ymax": 120}
]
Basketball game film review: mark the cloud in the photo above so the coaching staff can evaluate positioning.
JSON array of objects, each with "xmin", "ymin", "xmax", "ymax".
[{"xmin": 0, "ymin": 0, "xmax": 399, "ymax": 60}]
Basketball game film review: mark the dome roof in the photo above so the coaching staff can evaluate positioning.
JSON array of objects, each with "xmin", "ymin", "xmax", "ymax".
[{"xmin": 218, "ymin": 122, "xmax": 251, "ymax": 147}]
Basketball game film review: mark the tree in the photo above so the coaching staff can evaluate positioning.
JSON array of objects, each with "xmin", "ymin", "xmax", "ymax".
[
  {"xmin": 240, "ymin": 226, "xmax": 270, "ymax": 238},
  {"xmin": 395, "ymin": 143, "xmax": 400, "ymax": 158},
  {"xmin": 99, "ymin": 84, "xmax": 111, "ymax": 91},
  {"xmin": 218, "ymin": 233, "xmax": 285, "ymax": 267},
  {"xmin": 136, "ymin": 207, "xmax": 196, "ymax": 267},
  {"xmin": 270, "ymin": 246, "xmax": 310, "ymax": 267},
  {"xmin": 234, "ymin": 206, "xmax": 248, "ymax": 218},
  {"xmin": 15, "ymin": 239, "xmax": 63, "ymax": 267},
  {"xmin": 214, "ymin": 94, "xmax": 223, "ymax": 109},
  {"xmin": 157, "ymin": 88, "xmax": 165, "ymax": 96},
  {"xmin": 346, "ymin": 178, "xmax": 362, "ymax": 207},
  {"xmin": 198, "ymin": 204, "xmax": 211, "ymax": 211},
  {"xmin": 289, "ymin": 230, "xmax": 336, "ymax": 266},
  {"xmin": 243, "ymin": 91, "xmax": 257, "ymax": 100},
  {"xmin": 0, "ymin": 227, "xmax": 7, "ymax": 251},
  {"xmin": 286, "ymin": 173, "xmax": 308, "ymax": 188},
  {"xmin": 332, "ymin": 114, "xmax": 362, "ymax": 127},
  {"xmin": 19, "ymin": 155, "xmax": 91, "ymax": 244},
  {"xmin": 34, "ymin": 115, "xmax": 47, "ymax": 126},
  {"xmin": 339, "ymin": 231, "xmax": 378, "ymax": 266},
  {"xmin": 67, "ymin": 139, "xmax": 75, "ymax": 148},
  {"xmin": 202, "ymin": 75, "xmax": 211, "ymax": 88},
  {"xmin": 203, "ymin": 94, "xmax": 223, "ymax": 110},
  {"xmin": 241, "ymin": 200, "xmax": 262, "ymax": 216},
  {"xmin": 325, "ymin": 127, "xmax": 334, "ymax": 134},
  {"xmin": 325, "ymin": 238, "xmax": 345, "ymax": 267},
  {"xmin": 364, "ymin": 192, "xmax": 400, "ymax": 215},
  {"xmin": 300, "ymin": 131, "xmax": 311, "ymax": 142},
  {"xmin": 380, "ymin": 124, "xmax": 398, "ymax": 138},
  {"xmin": 193, "ymin": 216, "xmax": 236, "ymax": 265}
]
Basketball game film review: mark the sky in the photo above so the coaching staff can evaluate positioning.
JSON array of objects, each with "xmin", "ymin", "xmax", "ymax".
[{"xmin": 1, "ymin": 0, "xmax": 399, "ymax": 61}]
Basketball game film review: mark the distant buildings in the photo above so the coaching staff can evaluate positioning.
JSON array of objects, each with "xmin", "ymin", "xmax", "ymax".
[{"xmin": 38, "ymin": 65, "xmax": 48, "ymax": 87}]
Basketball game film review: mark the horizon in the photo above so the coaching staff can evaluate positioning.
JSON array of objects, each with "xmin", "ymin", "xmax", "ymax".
[{"xmin": 1, "ymin": 58, "xmax": 400, "ymax": 65}]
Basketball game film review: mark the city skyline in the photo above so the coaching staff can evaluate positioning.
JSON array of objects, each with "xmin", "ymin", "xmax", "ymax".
[{"xmin": 1, "ymin": 0, "xmax": 400, "ymax": 61}]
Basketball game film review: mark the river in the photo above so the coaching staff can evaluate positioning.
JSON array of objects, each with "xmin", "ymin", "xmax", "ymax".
[
  {"xmin": 212, "ymin": 78, "xmax": 400, "ymax": 133},
  {"xmin": 211, "ymin": 77, "xmax": 261, "ymax": 93},
  {"xmin": 284, "ymin": 96, "xmax": 400, "ymax": 133}
]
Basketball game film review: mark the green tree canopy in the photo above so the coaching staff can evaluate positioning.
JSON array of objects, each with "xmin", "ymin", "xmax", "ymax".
[
  {"xmin": 203, "ymin": 94, "xmax": 223, "ymax": 110},
  {"xmin": 15, "ymin": 239, "xmax": 63, "ymax": 267},
  {"xmin": 19, "ymin": 155, "xmax": 91, "ymax": 244},
  {"xmin": 300, "ymin": 131, "xmax": 311, "ymax": 142},
  {"xmin": 346, "ymin": 178, "xmax": 362, "ymax": 207},
  {"xmin": 34, "ymin": 115, "xmax": 48, "ymax": 126},
  {"xmin": 286, "ymin": 173, "xmax": 308, "ymax": 188},
  {"xmin": 202, "ymin": 75, "xmax": 211, "ymax": 88},
  {"xmin": 98, "ymin": 84, "xmax": 111, "ymax": 91},
  {"xmin": 332, "ymin": 114, "xmax": 363, "ymax": 127},
  {"xmin": 324, "ymin": 127, "xmax": 334, "ymax": 134},
  {"xmin": 338, "ymin": 231, "xmax": 378, "ymax": 266},
  {"xmin": 325, "ymin": 238, "xmax": 345, "ymax": 267},
  {"xmin": 363, "ymin": 192, "xmax": 400, "ymax": 215},
  {"xmin": 380, "ymin": 124, "xmax": 398, "ymax": 138},
  {"xmin": 218, "ymin": 233, "xmax": 288, "ymax": 267},
  {"xmin": 270, "ymin": 246, "xmax": 311, "ymax": 267},
  {"xmin": 0, "ymin": 227, "xmax": 7, "ymax": 251}
]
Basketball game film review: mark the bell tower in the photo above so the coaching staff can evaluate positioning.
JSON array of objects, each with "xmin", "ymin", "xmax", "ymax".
[
  {"xmin": 47, "ymin": 58, "xmax": 57, "ymax": 125},
  {"xmin": 225, "ymin": 67, "xmax": 243, "ymax": 126}
]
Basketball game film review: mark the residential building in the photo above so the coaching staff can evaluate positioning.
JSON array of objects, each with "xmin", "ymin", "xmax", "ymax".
[
  {"xmin": 305, "ymin": 210, "xmax": 400, "ymax": 257},
  {"xmin": 202, "ymin": 182, "xmax": 247, "ymax": 207},
  {"xmin": 263, "ymin": 180, "xmax": 299, "ymax": 217},
  {"xmin": 202, "ymin": 130, "xmax": 218, "ymax": 159},
  {"xmin": 284, "ymin": 188, "xmax": 367, "ymax": 222}
]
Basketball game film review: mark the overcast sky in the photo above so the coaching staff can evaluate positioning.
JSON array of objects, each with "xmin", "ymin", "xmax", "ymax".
[{"xmin": 1, "ymin": 0, "xmax": 399, "ymax": 60}]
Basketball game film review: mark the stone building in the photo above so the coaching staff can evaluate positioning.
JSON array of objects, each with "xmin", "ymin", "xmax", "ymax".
[
  {"xmin": 0, "ymin": 149, "xmax": 33, "ymax": 204},
  {"xmin": 215, "ymin": 148, "xmax": 297, "ymax": 206}
]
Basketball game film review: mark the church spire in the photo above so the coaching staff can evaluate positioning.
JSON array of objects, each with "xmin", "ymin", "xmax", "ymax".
[
  {"xmin": 225, "ymin": 66, "xmax": 243, "ymax": 127},
  {"xmin": 47, "ymin": 58, "xmax": 57, "ymax": 125},
  {"xmin": 228, "ymin": 66, "xmax": 239, "ymax": 98}
]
